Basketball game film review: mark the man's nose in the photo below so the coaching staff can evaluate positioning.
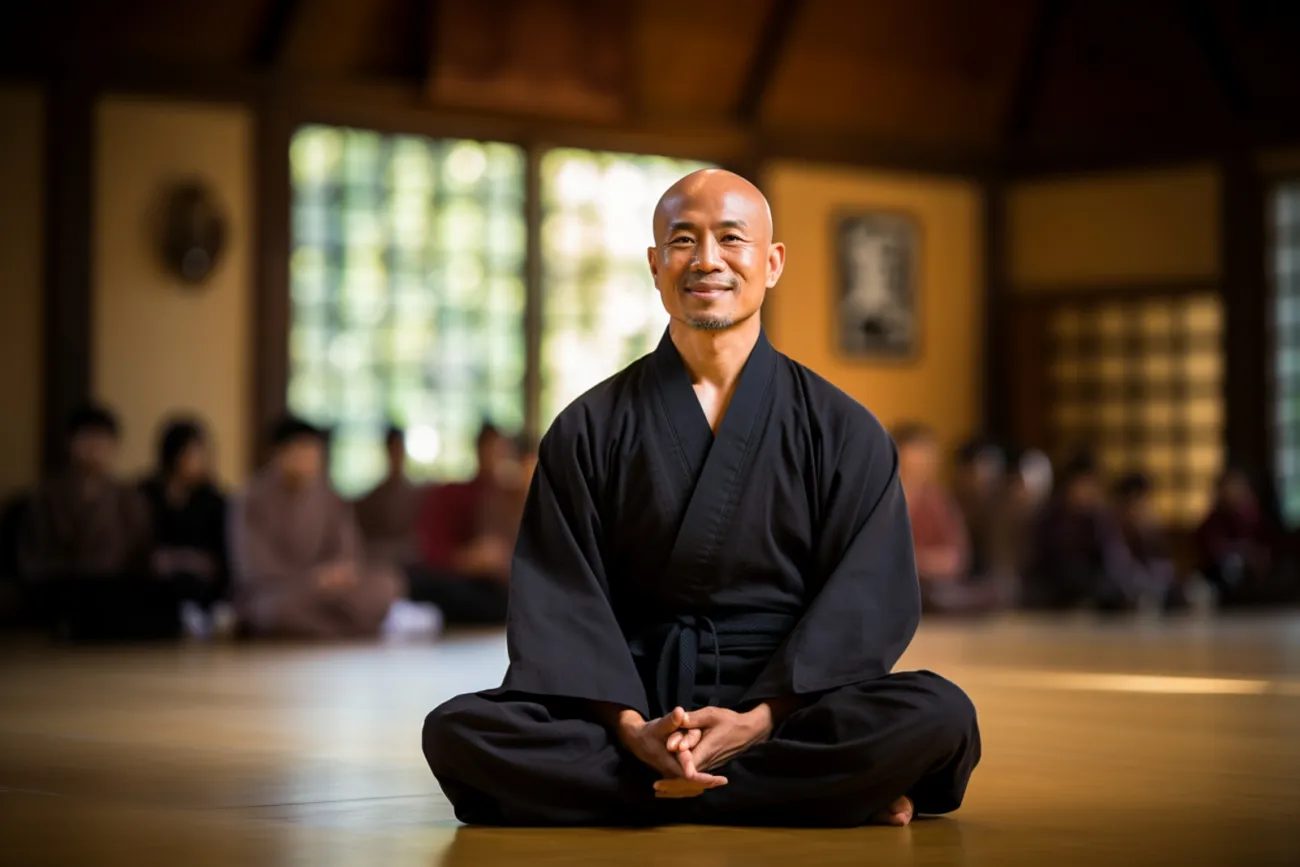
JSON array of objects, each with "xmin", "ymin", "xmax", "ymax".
[{"xmin": 692, "ymin": 234, "xmax": 724, "ymax": 272}]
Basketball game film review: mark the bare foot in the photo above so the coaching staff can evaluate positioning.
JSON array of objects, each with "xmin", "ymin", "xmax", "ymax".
[{"xmin": 872, "ymin": 795, "xmax": 914, "ymax": 826}]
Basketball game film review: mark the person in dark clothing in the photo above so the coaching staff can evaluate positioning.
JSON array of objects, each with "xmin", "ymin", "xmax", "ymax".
[
  {"xmin": 1194, "ymin": 468, "xmax": 1277, "ymax": 606},
  {"xmin": 139, "ymin": 418, "xmax": 231, "ymax": 633},
  {"xmin": 1022, "ymin": 454, "xmax": 1142, "ymax": 612},
  {"xmin": 1112, "ymin": 473, "xmax": 1181, "ymax": 611},
  {"xmin": 952, "ymin": 438, "xmax": 1005, "ymax": 581},
  {"xmin": 19, "ymin": 405, "xmax": 162, "ymax": 641},
  {"xmin": 409, "ymin": 423, "xmax": 520, "ymax": 625}
]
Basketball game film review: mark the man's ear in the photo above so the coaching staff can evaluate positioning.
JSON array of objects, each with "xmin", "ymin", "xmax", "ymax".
[{"xmin": 766, "ymin": 242, "xmax": 786, "ymax": 288}]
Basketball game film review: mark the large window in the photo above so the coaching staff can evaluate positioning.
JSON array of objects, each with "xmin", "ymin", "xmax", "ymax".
[
  {"xmin": 289, "ymin": 126, "xmax": 710, "ymax": 494},
  {"xmin": 1046, "ymin": 293, "xmax": 1225, "ymax": 526},
  {"xmin": 1273, "ymin": 182, "xmax": 1300, "ymax": 527},
  {"xmin": 539, "ymin": 149, "xmax": 712, "ymax": 430},
  {"xmin": 288, "ymin": 125, "xmax": 527, "ymax": 496}
]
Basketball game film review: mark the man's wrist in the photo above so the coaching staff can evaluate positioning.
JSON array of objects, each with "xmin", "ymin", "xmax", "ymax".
[{"xmin": 742, "ymin": 702, "xmax": 776, "ymax": 737}]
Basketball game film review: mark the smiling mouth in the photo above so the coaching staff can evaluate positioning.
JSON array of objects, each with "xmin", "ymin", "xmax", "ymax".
[{"xmin": 684, "ymin": 284, "xmax": 733, "ymax": 295}]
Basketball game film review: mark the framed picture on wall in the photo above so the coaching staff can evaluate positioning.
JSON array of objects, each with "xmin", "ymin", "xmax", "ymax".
[{"xmin": 833, "ymin": 210, "xmax": 920, "ymax": 359}]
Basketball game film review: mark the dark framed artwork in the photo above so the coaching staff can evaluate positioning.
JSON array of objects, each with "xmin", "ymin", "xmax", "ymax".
[{"xmin": 833, "ymin": 211, "xmax": 920, "ymax": 359}]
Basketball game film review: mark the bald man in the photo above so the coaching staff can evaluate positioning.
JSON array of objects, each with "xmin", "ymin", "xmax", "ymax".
[{"xmin": 423, "ymin": 170, "xmax": 980, "ymax": 828}]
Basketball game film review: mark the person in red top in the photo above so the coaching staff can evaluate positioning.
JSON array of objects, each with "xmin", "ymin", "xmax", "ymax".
[
  {"xmin": 410, "ymin": 423, "xmax": 524, "ymax": 625},
  {"xmin": 1194, "ymin": 468, "xmax": 1277, "ymax": 606},
  {"xmin": 894, "ymin": 423, "xmax": 999, "ymax": 615}
]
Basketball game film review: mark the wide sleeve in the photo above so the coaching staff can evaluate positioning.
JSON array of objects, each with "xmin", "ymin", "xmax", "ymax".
[
  {"xmin": 744, "ymin": 411, "xmax": 921, "ymax": 702},
  {"xmin": 487, "ymin": 413, "xmax": 650, "ymax": 717},
  {"xmin": 228, "ymin": 488, "xmax": 299, "ymax": 591}
]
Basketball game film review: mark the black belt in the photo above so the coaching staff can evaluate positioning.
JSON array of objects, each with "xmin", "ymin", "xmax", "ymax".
[{"xmin": 628, "ymin": 612, "xmax": 797, "ymax": 714}]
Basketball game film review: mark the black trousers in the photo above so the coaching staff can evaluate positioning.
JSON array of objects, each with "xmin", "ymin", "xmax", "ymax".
[
  {"xmin": 404, "ymin": 566, "xmax": 509, "ymax": 626},
  {"xmin": 423, "ymin": 670, "xmax": 980, "ymax": 827},
  {"xmin": 27, "ymin": 574, "xmax": 204, "ymax": 641}
]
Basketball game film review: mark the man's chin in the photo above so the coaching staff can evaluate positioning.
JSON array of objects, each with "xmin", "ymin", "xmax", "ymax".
[{"xmin": 685, "ymin": 315, "xmax": 735, "ymax": 332}]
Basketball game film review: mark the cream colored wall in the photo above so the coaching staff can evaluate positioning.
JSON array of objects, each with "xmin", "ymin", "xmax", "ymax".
[
  {"xmin": 0, "ymin": 86, "xmax": 45, "ymax": 495},
  {"xmin": 93, "ymin": 96, "xmax": 252, "ymax": 486},
  {"xmin": 1008, "ymin": 164, "xmax": 1221, "ymax": 289},
  {"xmin": 766, "ymin": 162, "xmax": 983, "ymax": 455}
]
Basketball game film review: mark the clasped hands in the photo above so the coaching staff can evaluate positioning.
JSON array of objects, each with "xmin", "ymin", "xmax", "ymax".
[{"xmin": 614, "ymin": 704, "xmax": 774, "ymax": 800}]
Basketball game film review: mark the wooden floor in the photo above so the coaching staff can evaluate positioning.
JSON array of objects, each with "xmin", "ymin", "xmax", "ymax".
[{"xmin": 2, "ymin": 614, "xmax": 1299, "ymax": 867}]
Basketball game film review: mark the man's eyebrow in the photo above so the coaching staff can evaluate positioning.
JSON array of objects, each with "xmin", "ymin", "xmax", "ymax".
[{"xmin": 666, "ymin": 219, "xmax": 750, "ymax": 233}]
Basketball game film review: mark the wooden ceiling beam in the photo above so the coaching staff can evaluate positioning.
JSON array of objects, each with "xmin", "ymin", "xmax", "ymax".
[
  {"xmin": 251, "ymin": 0, "xmax": 305, "ymax": 70},
  {"xmin": 1001, "ymin": 0, "xmax": 1067, "ymax": 148},
  {"xmin": 1181, "ymin": 0, "xmax": 1251, "ymax": 119},
  {"xmin": 735, "ymin": 0, "xmax": 804, "ymax": 127}
]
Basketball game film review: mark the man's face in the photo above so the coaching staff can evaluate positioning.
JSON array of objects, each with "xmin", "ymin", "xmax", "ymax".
[
  {"xmin": 477, "ymin": 433, "xmax": 515, "ymax": 480},
  {"xmin": 70, "ymin": 429, "xmax": 118, "ymax": 475},
  {"xmin": 1122, "ymin": 493, "xmax": 1152, "ymax": 525},
  {"xmin": 647, "ymin": 173, "xmax": 783, "ymax": 332},
  {"xmin": 1066, "ymin": 475, "xmax": 1102, "ymax": 511},
  {"xmin": 898, "ymin": 440, "xmax": 938, "ymax": 488},
  {"xmin": 277, "ymin": 437, "xmax": 324, "ymax": 485},
  {"xmin": 386, "ymin": 435, "xmax": 406, "ymax": 474},
  {"xmin": 175, "ymin": 440, "xmax": 209, "ymax": 483}
]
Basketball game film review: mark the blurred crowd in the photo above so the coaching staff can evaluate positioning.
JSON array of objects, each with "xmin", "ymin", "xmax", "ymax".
[
  {"xmin": 0, "ymin": 405, "xmax": 1294, "ymax": 644},
  {"xmin": 0, "ymin": 404, "xmax": 534, "ymax": 642},
  {"xmin": 894, "ymin": 422, "xmax": 1294, "ymax": 617}
]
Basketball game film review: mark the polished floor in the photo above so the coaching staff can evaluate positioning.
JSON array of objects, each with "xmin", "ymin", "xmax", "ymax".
[{"xmin": 2, "ymin": 613, "xmax": 1299, "ymax": 866}]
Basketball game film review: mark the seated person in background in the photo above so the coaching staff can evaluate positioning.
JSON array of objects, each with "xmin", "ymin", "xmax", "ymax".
[
  {"xmin": 1111, "ymin": 473, "xmax": 1186, "ymax": 612},
  {"xmin": 423, "ymin": 169, "xmax": 978, "ymax": 829},
  {"xmin": 1194, "ymin": 468, "xmax": 1276, "ymax": 606},
  {"xmin": 984, "ymin": 448, "xmax": 1053, "ymax": 605},
  {"xmin": 354, "ymin": 425, "xmax": 422, "ymax": 569},
  {"xmin": 231, "ymin": 417, "xmax": 399, "ymax": 639},
  {"xmin": 952, "ymin": 437, "xmax": 1005, "ymax": 581},
  {"xmin": 895, "ymin": 423, "xmax": 995, "ymax": 615},
  {"xmin": 19, "ymin": 405, "xmax": 160, "ymax": 640},
  {"xmin": 410, "ymin": 423, "xmax": 520, "ymax": 625},
  {"xmin": 1022, "ymin": 454, "xmax": 1142, "ymax": 611},
  {"xmin": 140, "ymin": 417, "xmax": 231, "ymax": 636}
]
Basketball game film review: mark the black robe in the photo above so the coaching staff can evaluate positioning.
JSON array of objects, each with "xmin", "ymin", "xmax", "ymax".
[{"xmin": 424, "ymin": 328, "xmax": 980, "ymax": 827}]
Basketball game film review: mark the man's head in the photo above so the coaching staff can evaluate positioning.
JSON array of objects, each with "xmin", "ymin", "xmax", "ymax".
[
  {"xmin": 894, "ymin": 422, "xmax": 940, "ymax": 489},
  {"xmin": 476, "ymin": 422, "xmax": 515, "ymax": 482},
  {"xmin": 1113, "ymin": 473, "xmax": 1153, "ymax": 524},
  {"xmin": 955, "ymin": 438, "xmax": 1005, "ymax": 496},
  {"xmin": 1059, "ymin": 453, "xmax": 1103, "ymax": 512},
  {"xmin": 384, "ymin": 425, "xmax": 406, "ymax": 476},
  {"xmin": 648, "ymin": 169, "xmax": 785, "ymax": 333},
  {"xmin": 269, "ymin": 416, "xmax": 327, "ymax": 487},
  {"xmin": 158, "ymin": 417, "xmax": 210, "ymax": 485},
  {"xmin": 67, "ymin": 405, "xmax": 121, "ymax": 476},
  {"xmin": 1217, "ymin": 467, "xmax": 1256, "ymax": 512}
]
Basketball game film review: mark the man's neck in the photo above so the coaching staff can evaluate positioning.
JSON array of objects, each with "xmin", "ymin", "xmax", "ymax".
[{"xmin": 668, "ymin": 316, "xmax": 761, "ymax": 389}]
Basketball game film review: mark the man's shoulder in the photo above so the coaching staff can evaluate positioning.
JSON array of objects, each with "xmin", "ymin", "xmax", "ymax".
[{"xmin": 775, "ymin": 351, "xmax": 888, "ymax": 442}]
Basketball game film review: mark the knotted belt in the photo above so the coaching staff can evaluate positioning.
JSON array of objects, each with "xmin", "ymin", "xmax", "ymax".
[{"xmin": 628, "ymin": 611, "xmax": 798, "ymax": 715}]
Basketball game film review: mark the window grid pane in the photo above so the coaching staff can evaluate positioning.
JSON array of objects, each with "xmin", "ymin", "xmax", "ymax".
[
  {"xmin": 1273, "ymin": 182, "xmax": 1300, "ymax": 527},
  {"xmin": 1047, "ymin": 293, "xmax": 1226, "ymax": 527},
  {"xmin": 288, "ymin": 125, "xmax": 526, "ymax": 496}
]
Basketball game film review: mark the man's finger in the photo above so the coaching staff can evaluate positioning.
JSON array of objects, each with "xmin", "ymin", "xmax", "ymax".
[
  {"xmin": 652, "ymin": 776, "xmax": 728, "ymax": 798},
  {"xmin": 647, "ymin": 707, "xmax": 687, "ymax": 736},
  {"xmin": 680, "ymin": 707, "xmax": 724, "ymax": 729},
  {"xmin": 653, "ymin": 779, "xmax": 707, "ymax": 799},
  {"xmin": 677, "ymin": 749, "xmax": 726, "ymax": 786},
  {"xmin": 666, "ymin": 728, "xmax": 700, "ymax": 752}
]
